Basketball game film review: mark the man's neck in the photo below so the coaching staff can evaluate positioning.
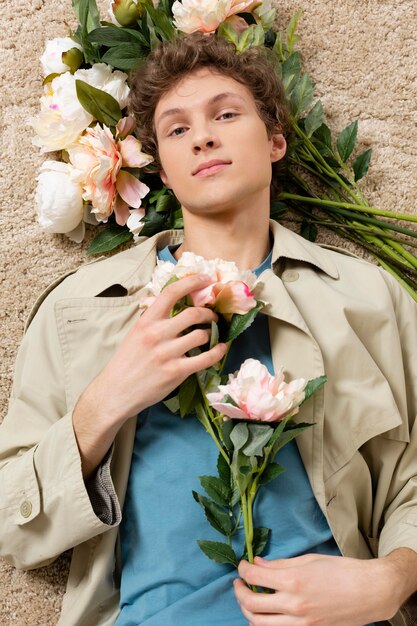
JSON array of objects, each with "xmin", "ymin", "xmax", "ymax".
[{"xmin": 173, "ymin": 207, "xmax": 271, "ymax": 271}]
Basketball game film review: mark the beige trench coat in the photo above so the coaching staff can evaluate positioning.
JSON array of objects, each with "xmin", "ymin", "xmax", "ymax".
[{"xmin": 1, "ymin": 221, "xmax": 417, "ymax": 625}]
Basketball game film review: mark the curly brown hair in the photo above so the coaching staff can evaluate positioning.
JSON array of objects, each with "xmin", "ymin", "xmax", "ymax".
[{"xmin": 128, "ymin": 33, "xmax": 290, "ymax": 199}]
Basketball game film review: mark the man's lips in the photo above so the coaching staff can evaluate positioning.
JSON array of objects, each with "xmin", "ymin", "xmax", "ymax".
[{"xmin": 192, "ymin": 159, "xmax": 232, "ymax": 177}]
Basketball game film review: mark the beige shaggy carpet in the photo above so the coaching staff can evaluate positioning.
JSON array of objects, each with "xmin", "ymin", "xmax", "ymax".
[{"xmin": 1, "ymin": 0, "xmax": 416, "ymax": 623}]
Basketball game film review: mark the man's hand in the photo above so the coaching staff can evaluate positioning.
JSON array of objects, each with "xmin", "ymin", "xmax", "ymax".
[
  {"xmin": 233, "ymin": 551, "xmax": 417, "ymax": 625},
  {"xmin": 73, "ymin": 273, "xmax": 227, "ymax": 478}
]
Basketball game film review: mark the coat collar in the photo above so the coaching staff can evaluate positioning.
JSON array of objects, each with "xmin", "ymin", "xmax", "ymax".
[
  {"xmin": 87, "ymin": 220, "xmax": 339, "ymax": 298},
  {"xmin": 269, "ymin": 220, "xmax": 339, "ymax": 279}
]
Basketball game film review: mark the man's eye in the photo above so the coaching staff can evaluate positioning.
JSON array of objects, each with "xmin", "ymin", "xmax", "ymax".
[
  {"xmin": 169, "ymin": 127, "xmax": 186, "ymax": 136},
  {"xmin": 218, "ymin": 112, "xmax": 238, "ymax": 120}
]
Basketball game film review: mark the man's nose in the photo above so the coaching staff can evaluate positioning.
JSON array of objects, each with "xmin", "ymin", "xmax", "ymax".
[{"xmin": 192, "ymin": 127, "xmax": 219, "ymax": 153}]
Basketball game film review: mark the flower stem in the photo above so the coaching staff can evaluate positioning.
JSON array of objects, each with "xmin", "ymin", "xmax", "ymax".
[
  {"xmin": 241, "ymin": 489, "xmax": 259, "ymax": 592},
  {"xmin": 279, "ymin": 192, "xmax": 417, "ymax": 224}
]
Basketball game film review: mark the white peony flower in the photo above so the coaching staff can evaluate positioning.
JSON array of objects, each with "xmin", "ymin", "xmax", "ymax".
[
  {"xmin": 35, "ymin": 160, "xmax": 85, "ymax": 241},
  {"xmin": 29, "ymin": 64, "xmax": 130, "ymax": 153},
  {"xmin": 74, "ymin": 63, "xmax": 130, "ymax": 110},
  {"xmin": 172, "ymin": 0, "xmax": 256, "ymax": 34},
  {"xmin": 40, "ymin": 37, "xmax": 83, "ymax": 77},
  {"xmin": 127, "ymin": 207, "xmax": 146, "ymax": 241}
]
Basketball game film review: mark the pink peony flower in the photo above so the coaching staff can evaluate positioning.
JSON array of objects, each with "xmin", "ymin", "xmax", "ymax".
[
  {"xmin": 140, "ymin": 252, "xmax": 259, "ymax": 319},
  {"xmin": 172, "ymin": 0, "xmax": 258, "ymax": 34},
  {"xmin": 67, "ymin": 123, "xmax": 152, "ymax": 225},
  {"xmin": 206, "ymin": 358, "xmax": 306, "ymax": 422}
]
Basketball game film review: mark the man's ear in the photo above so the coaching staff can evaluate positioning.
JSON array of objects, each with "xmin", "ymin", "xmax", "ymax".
[
  {"xmin": 270, "ymin": 132, "xmax": 287, "ymax": 163},
  {"xmin": 160, "ymin": 169, "xmax": 171, "ymax": 188}
]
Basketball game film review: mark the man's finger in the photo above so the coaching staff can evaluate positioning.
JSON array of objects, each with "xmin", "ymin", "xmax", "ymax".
[
  {"xmin": 238, "ymin": 560, "xmax": 288, "ymax": 591},
  {"xmin": 149, "ymin": 274, "xmax": 213, "ymax": 318}
]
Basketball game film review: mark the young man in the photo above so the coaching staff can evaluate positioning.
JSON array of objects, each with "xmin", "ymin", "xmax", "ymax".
[{"xmin": 1, "ymin": 34, "xmax": 417, "ymax": 626}]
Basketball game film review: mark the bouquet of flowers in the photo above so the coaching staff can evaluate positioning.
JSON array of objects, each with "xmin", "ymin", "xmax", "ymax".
[
  {"xmin": 31, "ymin": 0, "xmax": 417, "ymax": 300},
  {"xmin": 140, "ymin": 252, "xmax": 326, "ymax": 579}
]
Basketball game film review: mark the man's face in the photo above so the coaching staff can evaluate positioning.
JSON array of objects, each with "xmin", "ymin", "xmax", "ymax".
[{"xmin": 154, "ymin": 69, "xmax": 286, "ymax": 218}]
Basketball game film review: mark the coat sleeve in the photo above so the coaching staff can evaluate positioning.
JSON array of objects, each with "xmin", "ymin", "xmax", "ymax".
[
  {"xmin": 0, "ymin": 282, "xmax": 121, "ymax": 571},
  {"xmin": 376, "ymin": 271, "xmax": 417, "ymax": 558}
]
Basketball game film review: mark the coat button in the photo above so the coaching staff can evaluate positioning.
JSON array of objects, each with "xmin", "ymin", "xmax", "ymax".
[
  {"xmin": 282, "ymin": 270, "xmax": 299, "ymax": 282},
  {"xmin": 20, "ymin": 500, "xmax": 32, "ymax": 518}
]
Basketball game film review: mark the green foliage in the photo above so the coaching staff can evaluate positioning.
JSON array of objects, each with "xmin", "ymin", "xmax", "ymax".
[
  {"xmin": 353, "ymin": 148, "xmax": 372, "ymax": 181},
  {"xmin": 199, "ymin": 475, "xmax": 231, "ymax": 506},
  {"xmin": 87, "ymin": 25, "xmax": 147, "ymax": 46},
  {"xmin": 337, "ymin": 120, "xmax": 358, "ymax": 162},
  {"xmin": 286, "ymin": 10, "xmax": 302, "ymax": 54},
  {"xmin": 230, "ymin": 422, "xmax": 249, "ymax": 451},
  {"xmin": 178, "ymin": 374, "xmax": 199, "ymax": 417},
  {"xmin": 75, "ymin": 80, "xmax": 122, "ymax": 126},
  {"xmin": 101, "ymin": 45, "xmax": 147, "ymax": 71},
  {"xmin": 73, "ymin": 0, "xmax": 101, "ymax": 63},
  {"xmin": 192, "ymin": 491, "xmax": 233, "ymax": 535},
  {"xmin": 301, "ymin": 375, "xmax": 327, "ymax": 405},
  {"xmin": 87, "ymin": 224, "xmax": 132, "ymax": 255},
  {"xmin": 258, "ymin": 462, "xmax": 285, "ymax": 485},
  {"xmin": 241, "ymin": 527, "xmax": 271, "ymax": 559},
  {"xmin": 227, "ymin": 301, "xmax": 264, "ymax": 342},
  {"xmin": 72, "ymin": 0, "xmax": 100, "ymax": 33},
  {"xmin": 290, "ymin": 73, "xmax": 315, "ymax": 117},
  {"xmin": 197, "ymin": 540, "xmax": 238, "ymax": 566},
  {"xmin": 300, "ymin": 220, "xmax": 318, "ymax": 242},
  {"xmin": 242, "ymin": 424, "xmax": 273, "ymax": 457},
  {"xmin": 304, "ymin": 101, "xmax": 324, "ymax": 138}
]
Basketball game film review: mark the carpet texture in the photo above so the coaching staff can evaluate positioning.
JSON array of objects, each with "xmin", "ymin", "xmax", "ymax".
[{"xmin": 0, "ymin": 0, "xmax": 416, "ymax": 623}]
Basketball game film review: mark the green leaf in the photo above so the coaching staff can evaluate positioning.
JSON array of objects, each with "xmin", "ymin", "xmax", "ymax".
[
  {"xmin": 353, "ymin": 148, "xmax": 372, "ymax": 182},
  {"xmin": 301, "ymin": 375, "xmax": 327, "ymax": 405},
  {"xmin": 242, "ymin": 424, "xmax": 273, "ymax": 457},
  {"xmin": 87, "ymin": 224, "xmax": 132, "ymax": 255},
  {"xmin": 193, "ymin": 492, "xmax": 233, "ymax": 535},
  {"xmin": 178, "ymin": 374, "xmax": 198, "ymax": 417},
  {"xmin": 313, "ymin": 123, "xmax": 333, "ymax": 151},
  {"xmin": 197, "ymin": 540, "xmax": 238, "ymax": 566},
  {"xmin": 227, "ymin": 301, "xmax": 263, "ymax": 342},
  {"xmin": 217, "ymin": 22, "xmax": 239, "ymax": 46},
  {"xmin": 199, "ymin": 475, "xmax": 231, "ymax": 506},
  {"xmin": 304, "ymin": 101, "xmax": 324, "ymax": 138},
  {"xmin": 271, "ymin": 422, "xmax": 313, "ymax": 457},
  {"xmin": 336, "ymin": 120, "xmax": 358, "ymax": 162},
  {"xmin": 258, "ymin": 461, "xmax": 285, "ymax": 485},
  {"xmin": 281, "ymin": 52, "xmax": 301, "ymax": 83},
  {"xmin": 230, "ymin": 422, "xmax": 249, "ymax": 451},
  {"xmin": 221, "ymin": 419, "xmax": 235, "ymax": 451},
  {"xmin": 101, "ymin": 44, "xmax": 147, "ymax": 71},
  {"xmin": 300, "ymin": 221, "xmax": 318, "ymax": 242},
  {"xmin": 146, "ymin": 2, "xmax": 176, "ymax": 39},
  {"xmin": 76, "ymin": 80, "xmax": 122, "ymax": 126},
  {"xmin": 290, "ymin": 73, "xmax": 315, "ymax": 118},
  {"xmin": 87, "ymin": 25, "xmax": 147, "ymax": 47},
  {"xmin": 236, "ymin": 24, "xmax": 265, "ymax": 51},
  {"xmin": 270, "ymin": 200, "xmax": 288, "ymax": 219},
  {"xmin": 253, "ymin": 527, "xmax": 271, "ymax": 556},
  {"xmin": 72, "ymin": 0, "xmax": 100, "ymax": 33},
  {"xmin": 286, "ymin": 9, "xmax": 302, "ymax": 54},
  {"xmin": 217, "ymin": 451, "xmax": 231, "ymax": 486},
  {"xmin": 163, "ymin": 395, "xmax": 180, "ymax": 414}
]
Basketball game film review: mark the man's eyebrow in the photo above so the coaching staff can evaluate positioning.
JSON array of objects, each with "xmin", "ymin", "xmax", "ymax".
[{"xmin": 156, "ymin": 92, "xmax": 246, "ymax": 128}]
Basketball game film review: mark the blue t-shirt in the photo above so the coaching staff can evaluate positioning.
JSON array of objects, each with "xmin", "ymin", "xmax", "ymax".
[{"xmin": 116, "ymin": 246, "xmax": 375, "ymax": 626}]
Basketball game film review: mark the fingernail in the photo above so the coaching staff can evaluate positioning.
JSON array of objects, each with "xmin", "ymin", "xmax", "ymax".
[{"xmin": 199, "ymin": 274, "xmax": 211, "ymax": 281}]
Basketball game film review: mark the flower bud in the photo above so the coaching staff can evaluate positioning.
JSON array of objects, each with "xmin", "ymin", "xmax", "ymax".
[
  {"xmin": 40, "ymin": 37, "xmax": 83, "ymax": 77},
  {"xmin": 110, "ymin": 0, "xmax": 145, "ymax": 27},
  {"xmin": 61, "ymin": 47, "xmax": 84, "ymax": 73}
]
